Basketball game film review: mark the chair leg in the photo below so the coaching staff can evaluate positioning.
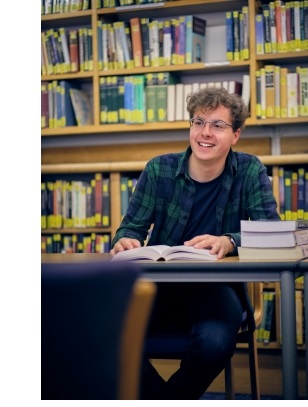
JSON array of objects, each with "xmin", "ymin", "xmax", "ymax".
[
  {"xmin": 224, "ymin": 357, "xmax": 235, "ymax": 400},
  {"xmin": 247, "ymin": 331, "xmax": 261, "ymax": 400}
]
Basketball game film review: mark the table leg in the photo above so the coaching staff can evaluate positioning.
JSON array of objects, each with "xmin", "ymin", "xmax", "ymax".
[
  {"xmin": 304, "ymin": 271, "xmax": 308, "ymax": 400},
  {"xmin": 280, "ymin": 270, "xmax": 298, "ymax": 399}
]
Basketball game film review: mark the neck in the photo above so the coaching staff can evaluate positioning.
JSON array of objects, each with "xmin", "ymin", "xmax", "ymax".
[{"xmin": 188, "ymin": 155, "xmax": 225, "ymax": 182}]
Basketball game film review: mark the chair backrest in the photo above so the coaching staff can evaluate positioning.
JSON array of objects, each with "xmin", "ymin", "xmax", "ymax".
[
  {"xmin": 119, "ymin": 278, "xmax": 157, "ymax": 399},
  {"xmin": 247, "ymin": 282, "xmax": 263, "ymax": 328},
  {"xmin": 41, "ymin": 260, "xmax": 144, "ymax": 400}
]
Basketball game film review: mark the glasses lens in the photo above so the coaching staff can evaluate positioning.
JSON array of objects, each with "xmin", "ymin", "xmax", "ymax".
[
  {"xmin": 210, "ymin": 120, "xmax": 226, "ymax": 132},
  {"xmin": 192, "ymin": 118, "xmax": 205, "ymax": 128}
]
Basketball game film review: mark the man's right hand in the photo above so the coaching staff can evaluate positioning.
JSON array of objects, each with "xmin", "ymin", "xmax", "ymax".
[{"xmin": 110, "ymin": 238, "xmax": 141, "ymax": 256}]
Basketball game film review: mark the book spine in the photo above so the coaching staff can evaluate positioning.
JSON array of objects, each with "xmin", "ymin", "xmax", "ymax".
[
  {"xmin": 280, "ymin": 67, "xmax": 288, "ymax": 118},
  {"xmin": 297, "ymin": 168, "xmax": 305, "ymax": 220},
  {"xmin": 225, "ymin": 12, "xmax": 234, "ymax": 61},
  {"xmin": 287, "ymin": 71, "xmax": 299, "ymax": 118},
  {"xmin": 279, "ymin": 166, "xmax": 285, "ymax": 219},
  {"xmin": 242, "ymin": 6, "xmax": 249, "ymax": 60},
  {"xmin": 265, "ymin": 65, "xmax": 275, "ymax": 118},
  {"xmin": 269, "ymin": 1, "xmax": 277, "ymax": 52},
  {"xmin": 95, "ymin": 173, "xmax": 103, "ymax": 227},
  {"xmin": 284, "ymin": 170, "xmax": 292, "ymax": 220},
  {"xmin": 263, "ymin": 5, "xmax": 272, "ymax": 53},
  {"xmin": 298, "ymin": 67, "xmax": 308, "ymax": 117},
  {"xmin": 130, "ymin": 17, "xmax": 143, "ymax": 68},
  {"xmin": 255, "ymin": 70, "xmax": 262, "ymax": 119},
  {"xmin": 274, "ymin": 65, "xmax": 281, "ymax": 118},
  {"xmin": 263, "ymin": 291, "xmax": 275, "ymax": 344},
  {"xmin": 163, "ymin": 19, "xmax": 172, "ymax": 66},
  {"xmin": 305, "ymin": 170, "xmax": 308, "ymax": 220},
  {"xmin": 140, "ymin": 17, "xmax": 151, "ymax": 67},
  {"xmin": 255, "ymin": 14, "xmax": 264, "ymax": 55},
  {"xmin": 291, "ymin": 171, "xmax": 299, "ymax": 220}
]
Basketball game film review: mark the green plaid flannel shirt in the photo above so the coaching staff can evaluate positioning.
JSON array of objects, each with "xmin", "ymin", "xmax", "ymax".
[{"xmin": 112, "ymin": 146, "xmax": 280, "ymax": 251}]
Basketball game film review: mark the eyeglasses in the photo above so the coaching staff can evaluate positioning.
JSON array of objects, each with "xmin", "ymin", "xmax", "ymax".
[{"xmin": 189, "ymin": 118, "xmax": 233, "ymax": 133}]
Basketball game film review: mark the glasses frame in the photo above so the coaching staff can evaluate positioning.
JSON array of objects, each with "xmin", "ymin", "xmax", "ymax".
[{"xmin": 189, "ymin": 118, "xmax": 233, "ymax": 133}]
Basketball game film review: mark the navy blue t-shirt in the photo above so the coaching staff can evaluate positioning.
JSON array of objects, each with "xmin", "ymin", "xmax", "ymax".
[{"xmin": 180, "ymin": 172, "xmax": 223, "ymax": 243}]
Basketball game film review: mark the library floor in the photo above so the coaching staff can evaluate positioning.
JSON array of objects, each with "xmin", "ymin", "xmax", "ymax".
[{"xmin": 200, "ymin": 392, "xmax": 284, "ymax": 400}]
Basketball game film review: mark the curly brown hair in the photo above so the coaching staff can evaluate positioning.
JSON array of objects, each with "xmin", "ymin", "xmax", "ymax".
[{"xmin": 186, "ymin": 87, "xmax": 249, "ymax": 131}]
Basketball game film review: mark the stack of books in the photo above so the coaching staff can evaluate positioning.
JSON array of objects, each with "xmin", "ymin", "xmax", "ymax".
[{"xmin": 238, "ymin": 220, "xmax": 308, "ymax": 260}]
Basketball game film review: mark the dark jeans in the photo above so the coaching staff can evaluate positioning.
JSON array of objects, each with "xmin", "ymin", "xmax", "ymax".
[{"xmin": 141, "ymin": 282, "xmax": 244, "ymax": 400}]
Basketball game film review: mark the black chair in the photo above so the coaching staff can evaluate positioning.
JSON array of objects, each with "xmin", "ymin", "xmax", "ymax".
[
  {"xmin": 41, "ymin": 260, "xmax": 155, "ymax": 400},
  {"xmin": 145, "ymin": 282, "xmax": 263, "ymax": 400}
]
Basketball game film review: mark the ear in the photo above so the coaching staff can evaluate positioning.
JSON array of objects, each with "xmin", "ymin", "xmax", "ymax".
[{"xmin": 231, "ymin": 129, "xmax": 241, "ymax": 146}]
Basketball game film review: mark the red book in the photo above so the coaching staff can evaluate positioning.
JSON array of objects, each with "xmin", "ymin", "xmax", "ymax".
[{"xmin": 69, "ymin": 29, "xmax": 79, "ymax": 72}]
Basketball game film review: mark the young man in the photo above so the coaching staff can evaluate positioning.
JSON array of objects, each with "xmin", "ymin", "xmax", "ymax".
[{"xmin": 111, "ymin": 87, "xmax": 280, "ymax": 399}]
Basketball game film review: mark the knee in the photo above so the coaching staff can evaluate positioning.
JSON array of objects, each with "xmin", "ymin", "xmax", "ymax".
[{"xmin": 190, "ymin": 322, "xmax": 237, "ymax": 363}]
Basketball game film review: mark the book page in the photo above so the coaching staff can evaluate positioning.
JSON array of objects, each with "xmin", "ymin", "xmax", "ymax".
[
  {"xmin": 163, "ymin": 245, "xmax": 217, "ymax": 261},
  {"xmin": 111, "ymin": 245, "xmax": 170, "ymax": 261}
]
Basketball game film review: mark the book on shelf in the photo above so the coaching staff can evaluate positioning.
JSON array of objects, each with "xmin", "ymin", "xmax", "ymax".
[
  {"xmin": 238, "ymin": 244, "xmax": 308, "ymax": 260},
  {"xmin": 297, "ymin": 168, "xmax": 305, "ymax": 220},
  {"xmin": 295, "ymin": 289, "xmax": 304, "ymax": 345},
  {"xmin": 140, "ymin": 17, "xmax": 151, "ymax": 67},
  {"xmin": 262, "ymin": 5, "xmax": 272, "ymax": 53},
  {"xmin": 269, "ymin": 1, "xmax": 277, "ymax": 53},
  {"xmin": 225, "ymin": 11, "xmax": 234, "ymax": 61},
  {"xmin": 255, "ymin": 14, "xmax": 264, "ymax": 55},
  {"xmin": 287, "ymin": 71, "xmax": 299, "ymax": 118},
  {"xmin": 262, "ymin": 290, "xmax": 276, "ymax": 344},
  {"xmin": 265, "ymin": 65, "xmax": 275, "ymax": 118},
  {"xmin": 240, "ymin": 219, "xmax": 308, "ymax": 232},
  {"xmin": 241, "ymin": 74, "xmax": 250, "ymax": 109},
  {"xmin": 291, "ymin": 171, "xmax": 298, "ymax": 220},
  {"xmin": 274, "ymin": 65, "xmax": 281, "ymax": 118},
  {"xmin": 69, "ymin": 88, "xmax": 92, "ymax": 126},
  {"xmin": 41, "ymin": 82, "xmax": 49, "ymax": 129},
  {"xmin": 184, "ymin": 15, "xmax": 207, "ymax": 64},
  {"xmin": 111, "ymin": 245, "xmax": 218, "ymax": 262},
  {"xmin": 241, "ymin": 228, "xmax": 308, "ymax": 248},
  {"xmin": 280, "ymin": 67, "xmax": 288, "ymax": 118},
  {"xmin": 130, "ymin": 17, "xmax": 144, "ymax": 68}
]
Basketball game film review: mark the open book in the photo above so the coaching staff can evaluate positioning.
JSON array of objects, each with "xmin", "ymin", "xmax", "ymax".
[{"xmin": 111, "ymin": 245, "xmax": 218, "ymax": 262}]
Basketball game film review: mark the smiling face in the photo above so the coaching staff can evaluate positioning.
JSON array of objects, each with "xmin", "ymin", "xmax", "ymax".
[{"xmin": 189, "ymin": 105, "xmax": 241, "ymax": 180}]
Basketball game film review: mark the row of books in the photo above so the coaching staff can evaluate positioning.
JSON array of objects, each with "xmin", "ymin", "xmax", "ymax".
[
  {"xmin": 41, "ymin": 233, "xmax": 111, "ymax": 254},
  {"xmin": 97, "ymin": 14, "xmax": 206, "ymax": 71},
  {"xmin": 41, "ymin": 80, "xmax": 92, "ymax": 128},
  {"xmin": 98, "ymin": 73, "xmax": 249, "ymax": 125},
  {"xmin": 238, "ymin": 219, "xmax": 308, "ymax": 260},
  {"xmin": 97, "ymin": 1, "xmax": 181, "ymax": 9},
  {"xmin": 257, "ymin": 287, "xmax": 305, "ymax": 345},
  {"xmin": 279, "ymin": 167, "xmax": 308, "ymax": 221},
  {"xmin": 41, "ymin": 0, "xmax": 91, "ymax": 14},
  {"xmin": 41, "ymin": 27, "xmax": 93, "ymax": 75},
  {"xmin": 255, "ymin": 1, "xmax": 308, "ymax": 55},
  {"xmin": 41, "ymin": 175, "xmax": 110, "ymax": 230},
  {"xmin": 256, "ymin": 65, "xmax": 308, "ymax": 119},
  {"xmin": 225, "ymin": 6, "xmax": 250, "ymax": 61},
  {"xmin": 120, "ymin": 176, "xmax": 138, "ymax": 219}
]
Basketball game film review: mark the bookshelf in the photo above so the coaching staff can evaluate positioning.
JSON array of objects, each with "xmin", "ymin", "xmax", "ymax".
[{"xmin": 42, "ymin": 0, "xmax": 308, "ymax": 357}]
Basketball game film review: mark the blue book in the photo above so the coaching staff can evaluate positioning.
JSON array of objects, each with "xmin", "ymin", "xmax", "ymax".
[
  {"xmin": 255, "ymin": 14, "xmax": 265, "ymax": 55},
  {"xmin": 59, "ymin": 80, "xmax": 77, "ymax": 126},
  {"xmin": 185, "ymin": 15, "xmax": 206, "ymax": 64},
  {"xmin": 225, "ymin": 11, "xmax": 234, "ymax": 60},
  {"xmin": 297, "ymin": 168, "xmax": 305, "ymax": 220}
]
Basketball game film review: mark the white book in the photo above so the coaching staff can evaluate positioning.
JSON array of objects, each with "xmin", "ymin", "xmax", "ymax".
[
  {"xmin": 192, "ymin": 82, "xmax": 200, "ymax": 93},
  {"xmin": 287, "ymin": 72, "xmax": 299, "ymax": 118},
  {"xmin": 167, "ymin": 84, "xmax": 176, "ymax": 122},
  {"xmin": 175, "ymin": 83, "xmax": 184, "ymax": 121},
  {"xmin": 199, "ymin": 82, "xmax": 207, "ymax": 89},
  {"xmin": 59, "ymin": 28, "xmax": 71, "ymax": 73},
  {"xmin": 183, "ymin": 83, "xmax": 192, "ymax": 121},
  {"xmin": 240, "ymin": 219, "xmax": 308, "ymax": 232},
  {"xmin": 241, "ymin": 74, "xmax": 250, "ymax": 109}
]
